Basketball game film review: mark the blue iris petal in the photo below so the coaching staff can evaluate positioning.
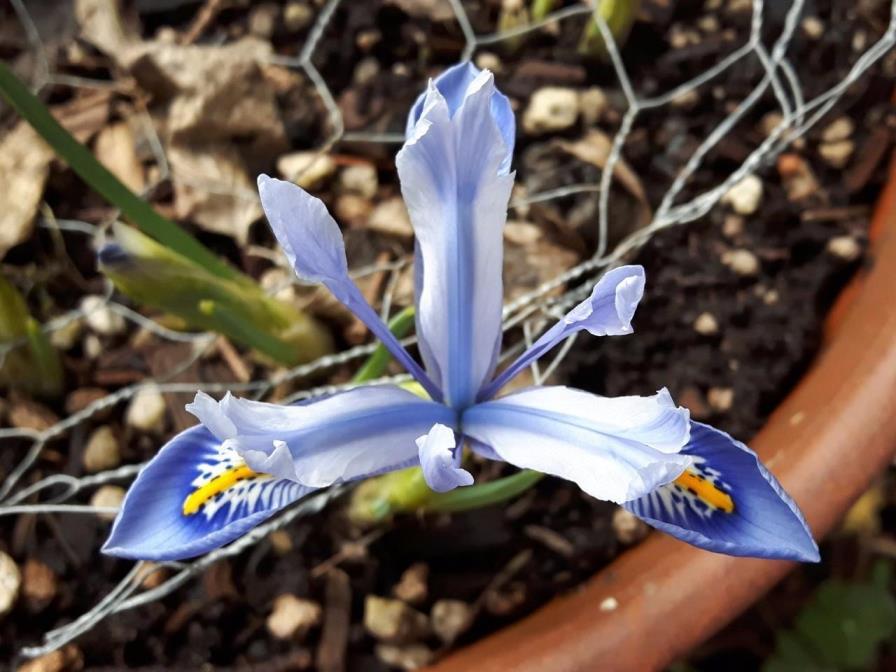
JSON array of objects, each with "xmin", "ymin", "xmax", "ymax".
[
  {"xmin": 102, "ymin": 425, "xmax": 313, "ymax": 561},
  {"xmin": 625, "ymin": 421, "xmax": 820, "ymax": 562},
  {"xmin": 406, "ymin": 61, "xmax": 515, "ymax": 174}
]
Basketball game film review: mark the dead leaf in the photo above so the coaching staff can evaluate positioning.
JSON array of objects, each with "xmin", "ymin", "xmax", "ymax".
[
  {"xmin": 75, "ymin": 0, "xmax": 140, "ymax": 56},
  {"xmin": 94, "ymin": 121, "xmax": 145, "ymax": 193},
  {"xmin": 168, "ymin": 143, "xmax": 262, "ymax": 244},
  {"xmin": 556, "ymin": 130, "xmax": 649, "ymax": 207},
  {"xmin": 0, "ymin": 122, "xmax": 55, "ymax": 258},
  {"xmin": 502, "ymin": 221, "xmax": 579, "ymax": 302},
  {"xmin": 51, "ymin": 89, "xmax": 112, "ymax": 144},
  {"xmin": 126, "ymin": 38, "xmax": 287, "ymax": 160},
  {"xmin": 384, "ymin": 0, "xmax": 456, "ymax": 21}
]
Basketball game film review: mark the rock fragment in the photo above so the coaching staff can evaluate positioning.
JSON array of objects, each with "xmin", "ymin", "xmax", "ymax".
[
  {"xmin": 125, "ymin": 384, "xmax": 167, "ymax": 433},
  {"xmin": 392, "ymin": 563, "xmax": 428, "ymax": 605},
  {"xmin": 364, "ymin": 595, "xmax": 429, "ymax": 643},
  {"xmin": 523, "ymin": 87, "xmax": 579, "ymax": 135},
  {"xmin": 267, "ymin": 594, "xmax": 322, "ymax": 640},
  {"xmin": 722, "ymin": 249, "xmax": 760, "ymax": 277},
  {"xmin": 430, "ymin": 599, "xmax": 474, "ymax": 644},
  {"xmin": 0, "ymin": 551, "xmax": 21, "ymax": 617},
  {"xmin": 721, "ymin": 175, "xmax": 763, "ymax": 215},
  {"xmin": 82, "ymin": 425, "xmax": 121, "ymax": 472}
]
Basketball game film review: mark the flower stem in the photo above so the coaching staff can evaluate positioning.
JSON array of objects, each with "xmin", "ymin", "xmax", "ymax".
[{"xmin": 424, "ymin": 469, "xmax": 545, "ymax": 513}]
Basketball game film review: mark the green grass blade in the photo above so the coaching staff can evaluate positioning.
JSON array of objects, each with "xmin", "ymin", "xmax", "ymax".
[{"xmin": 0, "ymin": 61, "xmax": 239, "ymax": 283}]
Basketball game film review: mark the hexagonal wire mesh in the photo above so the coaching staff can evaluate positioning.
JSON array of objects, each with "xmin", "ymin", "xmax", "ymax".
[{"xmin": 2, "ymin": 0, "xmax": 895, "ymax": 658}]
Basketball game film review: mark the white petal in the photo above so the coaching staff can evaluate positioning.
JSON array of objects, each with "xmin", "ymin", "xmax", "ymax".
[
  {"xmin": 416, "ymin": 423, "xmax": 473, "ymax": 493},
  {"xmin": 397, "ymin": 70, "xmax": 514, "ymax": 408},
  {"xmin": 462, "ymin": 386, "xmax": 691, "ymax": 503},
  {"xmin": 190, "ymin": 386, "xmax": 457, "ymax": 488}
]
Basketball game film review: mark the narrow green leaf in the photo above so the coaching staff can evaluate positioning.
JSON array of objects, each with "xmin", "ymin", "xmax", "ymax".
[{"xmin": 0, "ymin": 61, "xmax": 240, "ymax": 283}]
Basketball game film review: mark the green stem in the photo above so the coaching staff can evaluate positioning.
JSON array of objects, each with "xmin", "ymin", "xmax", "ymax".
[
  {"xmin": 531, "ymin": 0, "xmax": 556, "ymax": 22},
  {"xmin": 579, "ymin": 0, "xmax": 640, "ymax": 59},
  {"xmin": 352, "ymin": 306, "xmax": 416, "ymax": 383},
  {"xmin": 0, "ymin": 61, "xmax": 240, "ymax": 283},
  {"xmin": 425, "ymin": 469, "xmax": 545, "ymax": 513},
  {"xmin": 197, "ymin": 299, "xmax": 298, "ymax": 365}
]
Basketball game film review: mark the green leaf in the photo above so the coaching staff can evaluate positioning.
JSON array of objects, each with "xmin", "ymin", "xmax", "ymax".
[
  {"xmin": 100, "ymin": 223, "xmax": 332, "ymax": 366},
  {"xmin": 0, "ymin": 61, "xmax": 239, "ymax": 283},
  {"xmin": 0, "ymin": 275, "xmax": 63, "ymax": 397},
  {"xmin": 763, "ymin": 561, "xmax": 896, "ymax": 672}
]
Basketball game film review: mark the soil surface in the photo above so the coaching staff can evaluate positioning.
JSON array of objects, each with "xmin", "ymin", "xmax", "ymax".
[{"xmin": 1, "ymin": 0, "xmax": 894, "ymax": 670}]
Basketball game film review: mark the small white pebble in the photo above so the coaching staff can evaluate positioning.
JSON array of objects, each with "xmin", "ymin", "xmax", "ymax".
[
  {"xmin": 722, "ymin": 249, "xmax": 760, "ymax": 277},
  {"xmin": 430, "ymin": 599, "xmax": 473, "ymax": 644},
  {"xmin": 266, "ymin": 594, "xmax": 322, "ymax": 640},
  {"xmin": 283, "ymin": 1, "xmax": 313, "ymax": 31},
  {"xmin": 368, "ymin": 197, "xmax": 414, "ymax": 239},
  {"xmin": 522, "ymin": 87, "xmax": 579, "ymax": 135},
  {"xmin": 707, "ymin": 387, "xmax": 734, "ymax": 413},
  {"xmin": 670, "ymin": 89, "xmax": 700, "ymax": 109},
  {"xmin": 474, "ymin": 52, "xmax": 502, "ymax": 73},
  {"xmin": 821, "ymin": 117, "xmax": 855, "ymax": 143},
  {"xmin": 80, "ymin": 295, "xmax": 126, "ymax": 336},
  {"xmin": 0, "ymin": 551, "xmax": 21, "ymax": 617},
  {"xmin": 693, "ymin": 312, "xmax": 719, "ymax": 336},
  {"xmin": 721, "ymin": 175, "xmax": 763, "ymax": 215},
  {"xmin": 612, "ymin": 508, "xmax": 649, "ymax": 545},
  {"xmin": 819, "ymin": 140, "xmax": 854, "ymax": 169},
  {"xmin": 49, "ymin": 318, "xmax": 83, "ymax": 350},
  {"xmin": 758, "ymin": 111, "xmax": 783, "ymax": 137},
  {"xmin": 90, "ymin": 485, "xmax": 125, "ymax": 521},
  {"xmin": 82, "ymin": 425, "xmax": 120, "ymax": 473},
  {"xmin": 578, "ymin": 87, "xmax": 609, "ymax": 126},
  {"xmin": 338, "ymin": 163, "xmax": 378, "ymax": 199},
  {"xmin": 125, "ymin": 384, "xmax": 167, "ymax": 434},
  {"xmin": 276, "ymin": 151, "xmax": 336, "ymax": 189},
  {"xmin": 722, "ymin": 215, "xmax": 745, "ymax": 239},
  {"xmin": 826, "ymin": 235, "xmax": 862, "ymax": 262},
  {"xmin": 801, "ymin": 16, "xmax": 824, "ymax": 39},
  {"xmin": 599, "ymin": 596, "xmax": 618, "ymax": 612},
  {"xmin": 83, "ymin": 333, "xmax": 103, "ymax": 360}
]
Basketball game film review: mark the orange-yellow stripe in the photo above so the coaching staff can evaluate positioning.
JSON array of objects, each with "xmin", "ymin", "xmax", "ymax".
[
  {"xmin": 674, "ymin": 469, "xmax": 734, "ymax": 513},
  {"xmin": 182, "ymin": 465, "xmax": 258, "ymax": 516}
]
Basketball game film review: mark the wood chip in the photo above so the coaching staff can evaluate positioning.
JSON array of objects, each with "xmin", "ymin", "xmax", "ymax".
[
  {"xmin": 94, "ymin": 121, "xmax": 145, "ymax": 193},
  {"xmin": 316, "ymin": 569, "xmax": 351, "ymax": 672},
  {"xmin": 0, "ymin": 122, "xmax": 55, "ymax": 258}
]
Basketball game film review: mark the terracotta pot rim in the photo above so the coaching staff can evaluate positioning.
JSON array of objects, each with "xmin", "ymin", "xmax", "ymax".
[{"xmin": 428, "ymin": 156, "xmax": 896, "ymax": 672}]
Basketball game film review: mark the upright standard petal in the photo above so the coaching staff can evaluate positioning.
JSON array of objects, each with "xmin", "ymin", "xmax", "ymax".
[
  {"xmin": 479, "ymin": 265, "xmax": 645, "ymax": 400},
  {"xmin": 103, "ymin": 425, "xmax": 313, "ymax": 561},
  {"xmin": 397, "ymin": 69, "xmax": 515, "ymax": 409},
  {"xmin": 462, "ymin": 386, "xmax": 691, "ymax": 504},
  {"xmin": 625, "ymin": 422, "xmax": 819, "ymax": 561},
  {"xmin": 257, "ymin": 175, "xmax": 441, "ymax": 400},
  {"xmin": 188, "ymin": 386, "xmax": 457, "ymax": 488},
  {"xmin": 405, "ymin": 62, "xmax": 515, "ymax": 174},
  {"xmin": 416, "ymin": 423, "xmax": 473, "ymax": 493}
]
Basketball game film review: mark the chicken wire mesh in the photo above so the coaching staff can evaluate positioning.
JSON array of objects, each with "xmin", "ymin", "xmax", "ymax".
[{"xmin": 1, "ymin": 0, "xmax": 895, "ymax": 658}]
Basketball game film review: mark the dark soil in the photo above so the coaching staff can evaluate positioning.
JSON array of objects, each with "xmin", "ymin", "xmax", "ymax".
[{"xmin": 1, "ymin": 0, "xmax": 894, "ymax": 670}]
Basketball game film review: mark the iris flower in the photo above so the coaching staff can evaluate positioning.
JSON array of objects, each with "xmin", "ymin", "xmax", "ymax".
[{"xmin": 104, "ymin": 64, "xmax": 818, "ymax": 563}]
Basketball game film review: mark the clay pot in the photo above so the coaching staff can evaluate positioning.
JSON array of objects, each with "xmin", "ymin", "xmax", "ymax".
[{"xmin": 430, "ymin": 156, "xmax": 896, "ymax": 672}]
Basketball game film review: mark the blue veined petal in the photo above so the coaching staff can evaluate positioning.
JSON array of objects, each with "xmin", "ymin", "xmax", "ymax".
[
  {"xmin": 397, "ymin": 69, "xmax": 515, "ymax": 409},
  {"xmin": 102, "ymin": 425, "xmax": 313, "ymax": 561},
  {"xmin": 462, "ymin": 386, "xmax": 691, "ymax": 504},
  {"xmin": 405, "ymin": 62, "xmax": 515, "ymax": 174},
  {"xmin": 479, "ymin": 265, "xmax": 645, "ymax": 401},
  {"xmin": 625, "ymin": 422, "xmax": 820, "ymax": 562},
  {"xmin": 257, "ymin": 175, "xmax": 441, "ymax": 401},
  {"xmin": 416, "ymin": 423, "xmax": 473, "ymax": 493},
  {"xmin": 188, "ymin": 386, "xmax": 458, "ymax": 488}
]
